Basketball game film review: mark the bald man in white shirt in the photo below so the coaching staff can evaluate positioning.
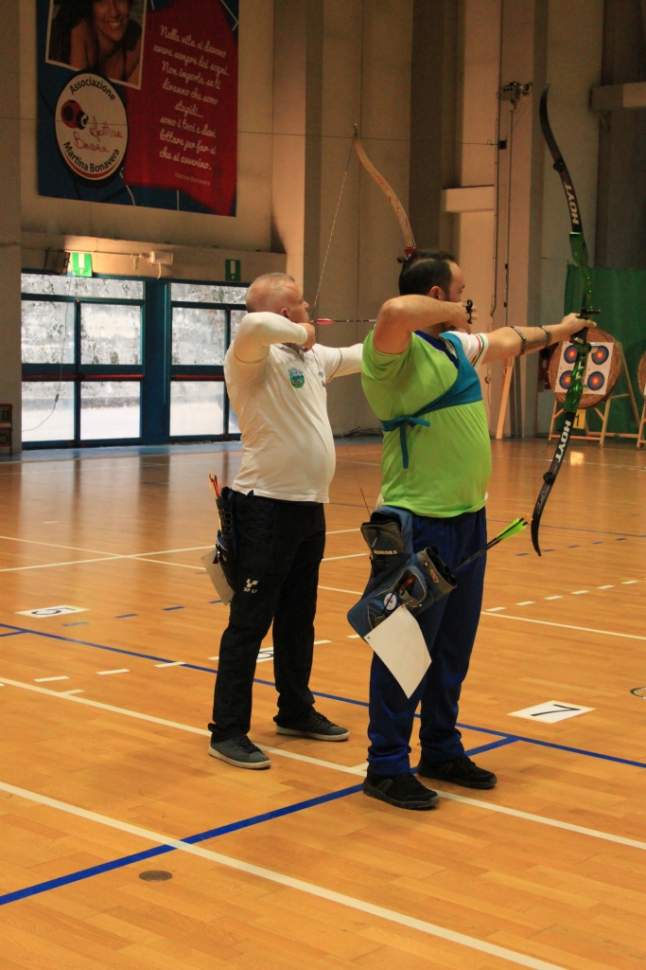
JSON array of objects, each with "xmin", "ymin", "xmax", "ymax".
[{"xmin": 208, "ymin": 273, "xmax": 363, "ymax": 769}]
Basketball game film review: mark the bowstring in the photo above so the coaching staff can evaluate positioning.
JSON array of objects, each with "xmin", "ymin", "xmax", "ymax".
[{"xmin": 311, "ymin": 137, "xmax": 356, "ymax": 320}]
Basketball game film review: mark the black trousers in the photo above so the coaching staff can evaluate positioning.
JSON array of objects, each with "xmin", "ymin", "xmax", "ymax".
[{"xmin": 209, "ymin": 491, "xmax": 326, "ymax": 741}]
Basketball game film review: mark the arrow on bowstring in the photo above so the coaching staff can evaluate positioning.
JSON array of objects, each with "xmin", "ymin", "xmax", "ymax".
[{"xmin": 530, "ymin": 87, "xmax": 600, "ymax": 556}]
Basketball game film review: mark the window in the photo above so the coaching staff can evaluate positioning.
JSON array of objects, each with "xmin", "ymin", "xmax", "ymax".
[
  {"xmin": 81, "ymin": 381, "xmax": 141, "ymax": 440},
  {"xmin": 81, "ymin": 305, "xmax": 142, "ymax": 365},
  {"xmin": 21, "ymin": 301, "xmax": 75, "ymax": 364},
  {"xmin": 171, "ymin": 308, "xmax": 226, "ymax": 366},
  {"xmin": 169, "ymin": 284, "xmax": 247, "ymax": 439},
  {"xmin": 21, "ymin": 273, "xmax": 247, "ymax": 447},
  {"xmin": 21, "ymin": 274, "xmax": 144, "ymax": 446},
  {"xmin": 22, "ymin": 381, "xmax": 74, "ymax": 443},
  {"xmin": 21, "ymin": 274, "xmax": 143, "ymax": 299},
  {"xmin": 170, "ymin": 382, "xmax": 226, "ymax": 436}
]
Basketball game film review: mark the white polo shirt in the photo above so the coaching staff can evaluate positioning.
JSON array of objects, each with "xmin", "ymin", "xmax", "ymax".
[{"xmin": 225, "ymin": 312, "xmax": 362, "ymax": 503}]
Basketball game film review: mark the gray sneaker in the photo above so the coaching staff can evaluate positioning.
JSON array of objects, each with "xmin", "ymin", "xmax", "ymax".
[
  {"xmin": 275, "ymin": 709, "xmax": 349, "ymax": 741},
  {"xmin": 209, "ymin": 735, "xmax": 271, "ymax": 769}
]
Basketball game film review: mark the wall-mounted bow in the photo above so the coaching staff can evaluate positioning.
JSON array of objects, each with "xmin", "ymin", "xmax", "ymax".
[{"xmin": 530, "ymin": 87, "xmax": 599, "ymax": 555}]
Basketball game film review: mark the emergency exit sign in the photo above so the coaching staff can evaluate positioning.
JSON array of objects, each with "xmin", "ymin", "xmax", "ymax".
[
  {"xmin": 69, "ymin": 252, "xmax": 93, "ymax": 277},
  {"xmin": 225, "ymin": 258, "xmax": 241, "ymax": 282}
]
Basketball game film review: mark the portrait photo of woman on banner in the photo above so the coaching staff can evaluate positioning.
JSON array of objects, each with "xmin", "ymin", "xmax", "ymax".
[{"xmin": 46, "ymin": 0, "xmax": 146, "ymax": 88}]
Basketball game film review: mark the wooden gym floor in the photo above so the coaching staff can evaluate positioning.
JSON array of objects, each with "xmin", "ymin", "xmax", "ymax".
[{"xmin": 0, "ymin": 438, "xmax": 645, "ymax": 969}]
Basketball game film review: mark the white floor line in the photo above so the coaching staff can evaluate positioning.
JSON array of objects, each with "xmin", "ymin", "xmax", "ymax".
[
  {"xmin": 0, "ymin": 535, "xmax": 115, "ymax": 556},
  {"xmin": 61, "ymin": 689, "xmax": 84, "ymax": 696},
  {"xmin": 621, "ymin": 579, "xmax": 638, "ymax": 585},
  {"xmin": 318, "ymin": 584, "xmax": 363, "ymax": 595},
  {"xmin": 321, "ymin": 552, "xmax": 367, "ymax": 563},
  {"xmin": 0, "ymin": 553, "xmax": 206, "ymax": 575},
  {"xmin": 485, "ymin": 606, "xmax": 506, "ymax": 613},
  {"xmin": 482, "ymin": 612, "xmax": 646, "ymax": 642},
  {"xmin": 96, "ymin": 669, "xmax": 130, "ymax": 676},
  {"xmin": 326, "ymin": 528, "xmax": 360, "ymax": 536},
  {"xmin": 0, "ymin": 556, "xmax": 121, "ymax": 573},
  {"xmin": 516, "ymin": 601, "xmax": 534, "ymax": 606},
  {"xmin": 437, "ymin": 790, "xmax": 646, "ymax": 850},
  {"xmin": 128, "ymin": 545, "xmax": 212, "ymax": 556},
  {"xmin": 313, "ymin": 639, "xmax": 331, "ymax": 645},
  {"xmin": 544, "ymin": 595, "xmax": 563, "ymax": 601},
  {"xmin": 130, "ymin": 557, "xmax": 205, "ymax": 571},
  {"xmin": 0, "ymin": 535, "xmax": 212, "ymax": 560},
  {"xmin": 2, "ymin": 676, "xmax": 644, "ymax": 855},
  {"xmin": 34, "ymin": 675, "xmax": 70, "ymax": 683},
  {"xmin": 154, "ymin": 661, "xmax": 185, "ymax": 668},
  {"xmin": 0, "ymin": 778, "xmax": 563, "ymax": 970},
  {"xmin": 571, "ymin": 590, "xmax": 589, "ymax": 596},
  {"xmin": 597, "ymin": 584, "xmax": 614, "ymax": 590}
]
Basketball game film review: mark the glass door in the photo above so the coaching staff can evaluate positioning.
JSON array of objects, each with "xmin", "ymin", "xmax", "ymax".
[
  {"xmin": 21, "ymin": 274, "xmax": 144, "ymax": 446},
  {"xmin": 169, "ymin": 283, "xmax": 246, "ymax": 440}
]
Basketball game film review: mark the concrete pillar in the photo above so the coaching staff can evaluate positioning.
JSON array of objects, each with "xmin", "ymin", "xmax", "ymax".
[
  {"xmin": 410, "ymin": 0, "xmax": 458, "ymax": 252},
  {"xmin": 595, "ymin": 0, "xmax": 646, "ymax": 268},
  {"xmin": 319, "ymin": 0, "xmax": 414, "ymax": 435},
  {"xmin": 272, "ymin": 0, "xmax": 415, "ymax": 436},
  {"xmin": 537, "ymin": 0, "xmax": 603, "ymax": 432},
  {"xmin": 490, "ymin": 0, "xmax": 546, "ymax": 438}
]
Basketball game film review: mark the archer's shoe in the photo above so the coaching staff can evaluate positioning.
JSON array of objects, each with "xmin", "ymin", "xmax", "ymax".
[
  {"xmin": 418, "ymin": 755, "xmax": 497, "ymax": 790},
  {"xmin": 363, "ymin": 772, "xmax": 438, "ymax": 811},
  {"xmin": 209, "ymin": 735, "xmax": 270, "ymax": 769},
  {"xmin": 275, "ymin": 709, "xmax": 349, "ymax": 741}
]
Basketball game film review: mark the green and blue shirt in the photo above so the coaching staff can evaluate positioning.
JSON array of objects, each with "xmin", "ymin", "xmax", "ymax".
[{"xmin": 362, "ymin": 329, "xmax": 491, "ymax": 518}]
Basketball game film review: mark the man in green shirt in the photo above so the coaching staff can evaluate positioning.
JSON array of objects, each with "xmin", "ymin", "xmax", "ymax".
[{"xmin": 360, "ymin": 250, "xmax": 586, "ymax": 810}]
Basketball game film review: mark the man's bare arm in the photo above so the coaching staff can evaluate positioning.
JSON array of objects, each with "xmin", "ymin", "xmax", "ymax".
[
  {"xmin": 482, "ymin": 313, "xmax": 593, "ymax": 363},
  {"xmin": 374, "ymin": 296, "xmax": 469, "ymax": 354}
]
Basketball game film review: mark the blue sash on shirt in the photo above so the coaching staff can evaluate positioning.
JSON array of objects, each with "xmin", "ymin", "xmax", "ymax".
[{"xmin": 381, "ymin": 332, "xmax": 483, "ymax": 469}]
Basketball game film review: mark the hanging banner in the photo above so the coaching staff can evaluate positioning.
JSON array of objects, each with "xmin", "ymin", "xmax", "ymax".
[{"xmin": 38, "ymin": 0, "xmax": 238, "ymax": 216}]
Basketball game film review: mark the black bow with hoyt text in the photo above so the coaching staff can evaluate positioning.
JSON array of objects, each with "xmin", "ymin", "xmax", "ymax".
[{"xmin": 530, "ymin": 88, "xmax": 600, "ymax": 556}]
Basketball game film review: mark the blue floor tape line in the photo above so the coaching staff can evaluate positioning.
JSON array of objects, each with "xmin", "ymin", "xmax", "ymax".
[
  {"xmin": 2, "ymin": 623, "xmax": 645, "ymax": 770},
  {"xmin": 0, "ymin": 623, "xmax": 216, "ymax": 674},
  {"xmin": 0, "ymin": 783, "xmax": 362, "ymax": 907},
  {"xmin": 517, "ymin": 736, "xmax": 646, "ymax": 769},
  {"xmin": 0, "ymin": 630, "xmax": 25, "ymax": 638},
  {"xmin": 462, "ymin": 736, "xmax": 519, "ymax": 758},
  {"xmin": 453, "ymin": 720, "xmax": 646, "ymax": 769},
  {"xmin": 0, "ymin": 845, "xmax": 175, "ymax": 905}
]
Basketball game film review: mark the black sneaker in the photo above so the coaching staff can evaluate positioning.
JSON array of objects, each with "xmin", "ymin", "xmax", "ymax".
[
  {"xmin": 418, "ymin": 755, "xmax": 497, "ymax": 789},
  {"xmin": 209, "ymin": 735, "xmax": 271, "ymax": 770},
  {"xmin": 276, "ymin": 709, "xmax": 349, "ymax": 741},
  {"xmin": 363, "ymin": 772, "xmax": 438, "ymax": 810}
]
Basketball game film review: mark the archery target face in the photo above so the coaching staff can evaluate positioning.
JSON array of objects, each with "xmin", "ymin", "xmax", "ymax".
[{"xmin": 555, "ymin": 341, "xmax": 614, "ymax": 398}]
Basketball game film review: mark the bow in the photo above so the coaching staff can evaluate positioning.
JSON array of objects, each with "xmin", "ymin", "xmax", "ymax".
[
  {"xmin": 352, "ymin": 128, "xmax": 417, "ymax": 258},
  {"xmin": 313, "ymin": 127, "xmax": 416, "ymax": 317},
  {"xmin": 530, "ymin": 87, "xmax": 598, "ymax": 555}
]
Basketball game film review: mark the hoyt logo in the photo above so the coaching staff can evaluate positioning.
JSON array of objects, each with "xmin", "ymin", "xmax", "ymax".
[
  {"xmin": 555, "ymin": 418, "xmax": 572, "ymax": 462},
  {"xmin": 564, "ymin": 182, "xmax": 581, "ymax": 230}
]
